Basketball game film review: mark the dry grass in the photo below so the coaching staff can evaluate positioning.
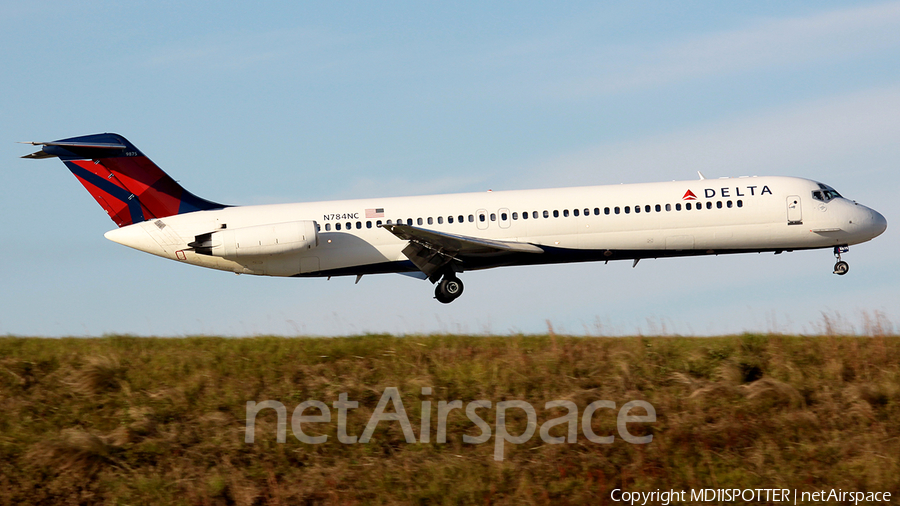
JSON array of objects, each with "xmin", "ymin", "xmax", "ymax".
[{"xmin": 0, "ymin": 333, "xmax": 898, "ymax": 505}]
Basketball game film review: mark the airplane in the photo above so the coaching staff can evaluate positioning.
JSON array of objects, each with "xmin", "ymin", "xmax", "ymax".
[{"xmin": 22, "ymin": 133, "xmax": 887, "ymax": 304}]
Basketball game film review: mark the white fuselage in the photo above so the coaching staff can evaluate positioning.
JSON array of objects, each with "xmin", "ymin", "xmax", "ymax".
[{"xmin": 104, "ymin": 176, "xmax": 887, "ymax": 278}]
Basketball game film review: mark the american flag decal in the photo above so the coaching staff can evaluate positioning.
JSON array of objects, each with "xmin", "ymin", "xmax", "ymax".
[{"xmin": 365, "ymin": 208, "xmax": 385, "ymax": 218}]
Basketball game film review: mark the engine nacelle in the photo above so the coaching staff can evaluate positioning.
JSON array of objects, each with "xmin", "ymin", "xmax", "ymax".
[{"xmin": 190, "ymin": 221, "xmax": 318, "ymax": 258}]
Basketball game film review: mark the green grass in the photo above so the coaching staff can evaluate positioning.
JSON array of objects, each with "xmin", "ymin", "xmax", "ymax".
[{"xmin": 1, "ymin": 333, "xmax": 898, "ymax": 505}]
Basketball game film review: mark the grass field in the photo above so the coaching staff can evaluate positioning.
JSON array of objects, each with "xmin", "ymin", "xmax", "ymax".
[{"xmin": 1, "ymin": 331, "xmax": 898, "ymax": 505}]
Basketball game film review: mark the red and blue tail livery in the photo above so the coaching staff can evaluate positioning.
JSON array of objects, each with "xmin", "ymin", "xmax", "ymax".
[
  {"xmin": 22, "ymin": 133, "xmax": 225, "ymax": 227},
  {"xmin": 22, "ymin": 133, "xmax": 886, "ymax": 303}
]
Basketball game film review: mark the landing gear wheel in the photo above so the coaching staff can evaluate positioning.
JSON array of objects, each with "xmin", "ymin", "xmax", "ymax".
[
  {"xmin": 833, "ymin": 261, "xmax": 849, "ymax": 275},
  {"xmin": 832, "ymin": 246, "xmax": 850, "ymax": 275},
  {"xmin": 434, "ymin": 285, "xmax": 451, "ymax": 304},
  {"xmin": 434, "ymin": 276, "xmax": 464, "ymax": 304}
]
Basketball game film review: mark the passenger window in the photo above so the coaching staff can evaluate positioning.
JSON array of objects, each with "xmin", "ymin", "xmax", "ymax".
[
  {"xmin": 573, "ymin": 209, "xmax": 579, "ymax": 217},
  {"xmin": 376, "ymin": 220, "xmax": 382, "ymax": 226},
  {"xmin": 563, "ymin": 209, "xmax": 569, "ymax": 217},
  {"xmin": 685, "ymin": 203, "xmax": 691, "ymax": 210},
  {"xmin": 585, "ymin": 208, "xmax": 590, "ymax": 216},
  {"xmin": 386, "ymin": 219, "xmax": 392, "ymax": 225},
  {"xmin": 665, "ymin": 204, "xmax": 672, "ymax": 211},
  {"xmin": 624, "ymin": 206, "xmax": 630, "ymax": 214},
  {"xmin": 521, "ymin": 212, "xmax": 527, "ymax": 220},
  {"xmin": 501, "ymin": 212, "xmax": 508, "ymax": 220},
  {"xmin": 737, "ymin": 200, "xmax": 743, "ymax": 208},
  {"xmin": 325, "ymin": 223, "xmax": 332, "ymax": 231},
  {"xmin": 655, "ymin": 204, "xmax": 661, "ymax": 212},
  {"xmin": 437, "ymin": 216, "xmax": 443, "ymax": 224},
  {"xmin": 533, "ymin": 211, "xmax": 539, "ymax": 219},
  {"xmin": 448, "ymin": 216, "xmax": 454, "ymax": 223},
  {"xmin": 490, "ymin": 213, "xmax": 496, "ymax": 221},
  {"xmin": 727, "ymin": 200, "xmax": 733, "ymax": 208},
  {"xmin": 645, "ymin": 205, "xmax": 651, "ymax": 213},
  {"xmin": 468, "ymin": 215, "xmax": 474, "ymax": 223},
  {"xmin": 604, "ymin": 207, "xmax": 610, "ymax": 215},
  {"xmin": 366, "ymin": 221, "xmax": 372, "ymax": 229},
  {"xmin": 615, "ymin": 207, "xmax": 620, "ymax": 214},
  {"xmin": 316, "ymin": 224, "xmax": 320, "ymax": 232},
  {"xmin": 634, "ymin": 205, "xmax": 640, "ymax": 214},
  {"xmin": 553, "ymin": 210, "xmax": 559, "ymax": 218},
  {"xmin": 512, "ymin": 212, "xmax": 517, "ymax": 220},
  {"xmin": 706, "ymin": 202, "xmax": 712, "ymax": 209},
  {"xmin": 675, "ymin": 203, "xmax": 681, "ymax": 211},
  {"xmin": 407, "ymin": 218, "xmax": 413, "ymax": 225},
  {"xmin": 347, "ymin": 222, "xmax": 352, "ymax": 229},
  {"xmin": 335, "ymin": 223, "xmax": 341, "ymax": 231},
  {"xmin": 594, "ymin": 208, "xmax": 600, "ymax": 216},
  {"xmin": 479, "ymin": 214, "xmax": 486, "ymax": 222},
  {"xmin": 543, "ymin": 210, "xmax": 549, "ymax": 218},
  {"xmin": 716, "ymin": 201, "xmax": 722, "ymax": 209},
  {"xmin": 356, "ymin": 221, "xmax": 362, "ymax": 229}
]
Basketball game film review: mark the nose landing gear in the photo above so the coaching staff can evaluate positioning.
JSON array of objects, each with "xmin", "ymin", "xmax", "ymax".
[
  {"xmin": 434, "ymin": 274, "xmax": 464, "ymax": 304},
  {"xmin": 833, "ymin": 245, "xmax": 849, "ymax": 275}
]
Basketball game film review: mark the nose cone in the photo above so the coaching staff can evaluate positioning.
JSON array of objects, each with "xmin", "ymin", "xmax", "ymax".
[{"xmin": 870, "ymin": 209, "xmax": 887, "ymax": 238}]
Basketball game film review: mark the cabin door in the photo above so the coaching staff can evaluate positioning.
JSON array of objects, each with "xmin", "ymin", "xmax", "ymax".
[{"xmin": 786, "ymin": 195, "xmax": 802, "ymax": 225}]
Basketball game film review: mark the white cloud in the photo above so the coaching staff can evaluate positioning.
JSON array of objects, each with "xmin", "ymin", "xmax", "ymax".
[
  {"xmin": 145, "ymin": 27, "xmax": 354, "ymax": 72},
  {"xmin": 550, "ymin": 2, "xmax": 900, "ymax": 97},
  {"xmin": 514, "ymin": 85, "xmax": 900, "ymax": 187}
]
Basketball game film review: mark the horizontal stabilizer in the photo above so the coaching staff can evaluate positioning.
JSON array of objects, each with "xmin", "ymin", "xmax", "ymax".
[
  {"xmin": 21, "ymin": 150, "xmax": 57, "ymax": 159},
  {"xmin": 21, "ymin": 140, "xmax": 127, "ymax": 149},
  {"xmin": 20, "ymin": 139, "xmax": 127, "ymax": 159}
]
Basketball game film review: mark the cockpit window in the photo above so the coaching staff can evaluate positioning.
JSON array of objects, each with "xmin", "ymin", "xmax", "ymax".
[{"xmin": 813, "ymin": 183, "xmax": 843, "ymax": 203}]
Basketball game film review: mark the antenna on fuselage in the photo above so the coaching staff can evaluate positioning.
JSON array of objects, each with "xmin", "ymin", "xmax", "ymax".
[{"xmin": 697, "ymin": 171, "xmax": 706, "ymax": 180}]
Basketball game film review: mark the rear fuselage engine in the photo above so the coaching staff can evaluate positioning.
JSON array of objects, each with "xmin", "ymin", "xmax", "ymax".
[{"xmin": 190, "ymin": 221, "xmax": 318, "ymax": 258}]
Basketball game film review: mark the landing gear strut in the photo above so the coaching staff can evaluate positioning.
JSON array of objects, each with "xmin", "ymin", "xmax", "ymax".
[
  {"xmin": 434, "ymin": 275, "xmax": 464, "ymax": 304},
  {"xmin": 833, "ymin": 245, "xmax": 849, "ymax": 275}
]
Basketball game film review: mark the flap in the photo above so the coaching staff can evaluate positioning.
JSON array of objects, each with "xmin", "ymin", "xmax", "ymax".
[{"xmin": 381, "ymin": 223, "xmax": 543, "ymax": 281}]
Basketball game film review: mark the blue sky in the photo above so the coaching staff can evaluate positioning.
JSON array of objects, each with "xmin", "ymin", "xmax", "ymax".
[{"xmin": 2, "ymin": 1, "xmax": 898, "ymax": 336}]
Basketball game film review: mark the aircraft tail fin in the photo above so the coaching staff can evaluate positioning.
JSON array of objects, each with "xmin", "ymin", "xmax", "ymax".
[{"xmin": 22, "ymin": 133, "xmax": 227, "ymax": 227}]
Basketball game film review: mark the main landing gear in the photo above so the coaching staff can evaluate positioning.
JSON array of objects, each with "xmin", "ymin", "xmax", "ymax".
[
  {"xmin": 434, "ymin": 274, "xmax": 464, "ymax": 304},
  {"xmin": 833, "ymin": 245, "xmax": 849, "ymax": 275}
]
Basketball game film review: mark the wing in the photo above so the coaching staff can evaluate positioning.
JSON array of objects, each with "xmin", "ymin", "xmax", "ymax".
[{"xmin": 380, "ymin": 223, "xmax": 543, "ymax": 281}]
